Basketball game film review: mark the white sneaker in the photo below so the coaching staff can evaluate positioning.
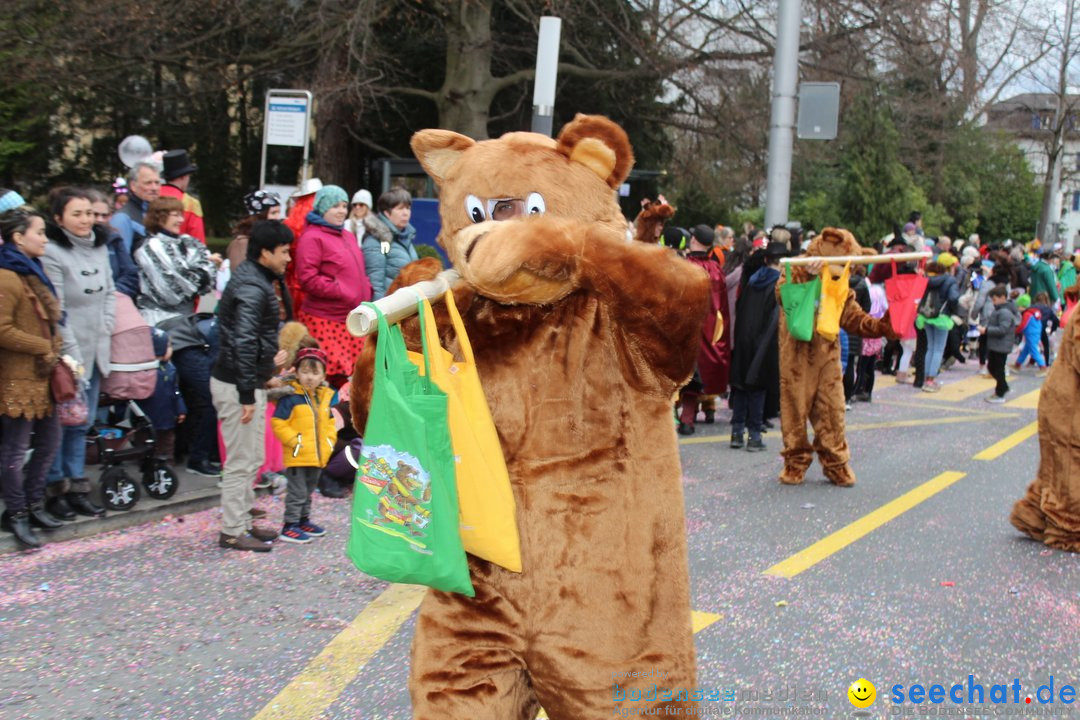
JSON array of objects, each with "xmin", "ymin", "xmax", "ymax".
[{"xmin": 985, "ymin": 394, "xmax": 1007, "ymax": 404}]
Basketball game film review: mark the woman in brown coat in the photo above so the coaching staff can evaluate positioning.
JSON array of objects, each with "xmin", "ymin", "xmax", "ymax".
[{"xmin": 0, "ymin": 208, "xmax": 65, "ymax": 548}]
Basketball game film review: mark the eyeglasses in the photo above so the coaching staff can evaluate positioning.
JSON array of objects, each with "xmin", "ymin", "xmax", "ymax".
[
  {"xmin": 167, "ymin": 211, "xmax": 185, "ymax": 218},
  {"xmin": 92, "ymin": 212, "xmax": 110, "ymax": 220}
]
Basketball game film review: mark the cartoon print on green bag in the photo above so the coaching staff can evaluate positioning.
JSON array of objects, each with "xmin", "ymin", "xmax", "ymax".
[{"xmin": 357, "ymin": 444, "xmax": 433, "ymax": 548}]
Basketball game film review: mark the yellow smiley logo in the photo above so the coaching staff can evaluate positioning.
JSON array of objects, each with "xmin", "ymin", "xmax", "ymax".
[{"xmin": 848, "ymin": 678, "xmax": 876, "ymax": 708}]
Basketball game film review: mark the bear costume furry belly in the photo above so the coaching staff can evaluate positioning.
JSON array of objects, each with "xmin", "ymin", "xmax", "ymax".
[
  {"xmin": 350, "ymin": 116, "xmax": 708, "ymax": 719},
  {"xmin": 775, "ymin": 228, "xmax": 897, "ymax": 486}
]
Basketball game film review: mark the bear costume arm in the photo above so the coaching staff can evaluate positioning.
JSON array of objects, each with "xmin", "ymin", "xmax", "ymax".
[{"xmin": 839, "ymin": 291, "xmax": 899, "ymax": 340}]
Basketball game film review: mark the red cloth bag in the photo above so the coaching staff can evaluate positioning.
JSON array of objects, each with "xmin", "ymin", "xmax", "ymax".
[
  {"xmin": 884, "ymin": 260, "xmax": 927, "ymax": 339},
  {"xmin": 1062, "ymin": 297, "xmax": 1077, "ymax": 329}
]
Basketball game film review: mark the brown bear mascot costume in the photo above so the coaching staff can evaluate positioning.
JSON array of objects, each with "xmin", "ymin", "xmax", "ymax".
[
  {"xmin": 1009, "ymin": 284, "xmax": 1080, "ymax": 552},
  {"xmin": 775, "ymin": 227, "xmax": 898, "ymax": 486},
  {"xmin": 351, "ymin": 115, "xmax": 708, "ymax": 719}
]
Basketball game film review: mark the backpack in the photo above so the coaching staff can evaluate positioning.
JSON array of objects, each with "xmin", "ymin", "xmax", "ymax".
[
  {"xmin": 918, "ymin": 286, "xmax": 942, "ymax": 319},
  {"xmin": 100, "ymin": 293, "xmax": 158, "ymax": 400}
]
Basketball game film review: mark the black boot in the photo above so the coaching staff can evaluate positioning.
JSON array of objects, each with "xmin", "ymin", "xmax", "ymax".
[
  {"xmin": 66, "ymin": 492, "xmax": 106, "ymax": 518},
  {"xmin": 45, "ymin": 479, "xmax": 75, "ymax": 520},
  {"xmin": 28, "ymin": 502, "xmax": 64, "ymax": 529},
  {"xmin": 67, "ymin": 478, "xmax": 106, "ymax": 517},
  {"xmin": 1, "ymin": 510, "xmax": 43, "ymax": 549},
  {"xmin": 45, "ymin": 495, "xmax": 76, "ymax": 521},
  {"xmin": 318, "ymin": 474, "xmax": 346, "ymax": 499}
]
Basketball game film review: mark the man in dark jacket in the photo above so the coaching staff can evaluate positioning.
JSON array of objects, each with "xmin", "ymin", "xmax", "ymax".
[
  {"xmin": 728, "ymin": 241, "xmax": 786, "ymax": 451},
  {"xmin": 210, "ymin": 220, "xmax": 293, "ymax": 552}
]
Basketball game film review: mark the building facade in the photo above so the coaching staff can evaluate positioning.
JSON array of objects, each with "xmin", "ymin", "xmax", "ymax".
[{"xmin": 985, "ymin": 93, "xmax": 1080, "ymax": 251}]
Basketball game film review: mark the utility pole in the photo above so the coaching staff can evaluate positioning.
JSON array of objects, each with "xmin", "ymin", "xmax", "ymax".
[
  {"xmin": 1037, "ymin": 0, "xmax": 1076, "ymax": 245},
  {"xmin": 764, "ymin": 0, "xmax": 802, "ymax": 229},
  {"xmin": 531, "ymin": 17, "xmax": 562, "ymax": 137}
]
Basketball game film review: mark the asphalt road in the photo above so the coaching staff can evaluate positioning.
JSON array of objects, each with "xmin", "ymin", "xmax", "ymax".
[{"xmin": 2, "ymin": 361, "xmax": 1077, "ymax": 720}]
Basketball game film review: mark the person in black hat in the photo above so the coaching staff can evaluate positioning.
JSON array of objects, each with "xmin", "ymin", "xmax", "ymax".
[
  {"xmin": 159, "ymin": 149, "xmax": 206, "ymax": 242},
  {"xmin": 728, "ymin": 241, "xmax": 787, "ymax": 451}
]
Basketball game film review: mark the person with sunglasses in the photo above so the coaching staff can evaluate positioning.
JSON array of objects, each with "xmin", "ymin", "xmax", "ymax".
[{"xmin": 86, "ymin": 188, "xmax": 139, "ymax": 298}]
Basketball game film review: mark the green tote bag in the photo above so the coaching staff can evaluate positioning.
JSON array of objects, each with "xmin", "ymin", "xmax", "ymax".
[
  {"xmin": 779, "ymin": 264, "xmax": 821, "ymax": 342},
  {"xmin": 346, "ymin": 303, "xmax": 474, "ymax": 596}
]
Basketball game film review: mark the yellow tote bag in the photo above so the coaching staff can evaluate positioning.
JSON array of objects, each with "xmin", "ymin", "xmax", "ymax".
[
  {"xmin": 815, "ymin": 261, "xmax": 850, "ymax": 342},
  {"xmin": 407, "ymin": 292, "xmax": 522, "ymax": 572}
]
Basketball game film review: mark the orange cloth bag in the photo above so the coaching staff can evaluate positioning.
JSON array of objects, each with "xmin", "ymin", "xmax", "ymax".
[
  {"xmin": 408, "ymin": 292, "xmax": 522, "ymax": 572},
  {"xmin": 816, "ymin": 261, "xmax": 851, "ymax": 342}
]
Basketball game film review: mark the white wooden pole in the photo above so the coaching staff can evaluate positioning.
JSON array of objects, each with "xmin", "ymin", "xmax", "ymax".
[
  {"xmin": 345, "ymin": 269, "xmax": 461, "ymax": 337},
  {"xmin": 779, "ymin": 251, "xmax": 931, "ymax": 266}
]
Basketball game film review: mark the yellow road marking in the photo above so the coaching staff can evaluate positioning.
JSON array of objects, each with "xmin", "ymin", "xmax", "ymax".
[
  {"xmin": 763, "ymin": 471, "xmax": 967, "ymax": 578},
  {"xmin": 972, "ymin": 421, "xmax": 1039, "ymax": 460},
  {"xmin": 920, "ymin": 374, "xmax": 995, "ymax": 402},
  {"xmin": 875, "ymin": 398, "xmax": 1007, "ymax": 415},
  {"xmin": 251, "ymin": 583, "xmax": 426, "ymax": 720},
  {"xmin": 843, "ymin": 414, "xmax": 1014, "ymax": 432},
  {"xmin": 1005, "ymin": 389, "xmax": 1041, "ymax": 409},
  {"xmin": 678, "ymin": 413, "xmax": 1014, "ymax": 444},
  {"xmin": 691, "ymin": 610, "xmax": 723, "ymax": 632}
]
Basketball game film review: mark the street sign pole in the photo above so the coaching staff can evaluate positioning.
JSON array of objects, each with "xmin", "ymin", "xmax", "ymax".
[{"xmin": 764, "ymin": 0, "xmax": 802, "ymax": 229}]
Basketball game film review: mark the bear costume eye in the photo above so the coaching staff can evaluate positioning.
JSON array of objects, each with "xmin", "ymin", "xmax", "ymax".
[
  {"xmin": 527, "ymin": 192, "xmax": 546, "ymax": 215},
  {"xmin": 465, "ymin": 195, "xmax": 486, "ymax": 223}
]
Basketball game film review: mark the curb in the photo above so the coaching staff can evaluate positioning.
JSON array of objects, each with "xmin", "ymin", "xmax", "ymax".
[{"xmin": 0, "ymin": 489, "xmax": 225, "ymax": 556}]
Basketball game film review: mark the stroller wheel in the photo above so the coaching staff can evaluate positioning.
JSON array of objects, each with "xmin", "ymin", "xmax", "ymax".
[
  {"xmin": 143, "ymin": 462, "xmax": 179, "ymax": 500},
  {"xmin": 100, "ymin": 466, "xmax": 141, "ymax": 511}
]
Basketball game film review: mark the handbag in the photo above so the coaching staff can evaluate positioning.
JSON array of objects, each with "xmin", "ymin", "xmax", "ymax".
[
  {"xmin": 816, "ymin": 261, "xmax": 851, "ymax": 342},
  {"xmin": 779, "ymin": 264, "xmax": 821, "ymax": 341},
  {"xmin": 346, "ymin": 303, "xmax": 474, "ymax": 596},
  {"xmin": 50, "ymin": 360, "xmax": 78, "ymax": 404},
  {"xmin": 1062, "ymin": 296, "xmax": 1077, "ymax": 329},
  {"xmin": 55, "ymin": 379, "xmax": 89, "ymax": 426},
  {"xmin": 884, "ymin": 260, "xmax": 928, "ymax": 338},
  {"xmin": 408, "ymin": 292, "xmax": 521, "ymax": 572}
]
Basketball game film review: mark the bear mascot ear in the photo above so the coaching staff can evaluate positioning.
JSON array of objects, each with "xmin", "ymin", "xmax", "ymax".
[
  {"xmin": 411, "ymin": 130, "xmax": 477, "ymax": 185},
  {"xmin": 555, "ymin": 114, "xmax": 634, "ymax": 190},
  {"xmin": 813, "ymin": 227, "xmax": 876, "ymax": 257}
]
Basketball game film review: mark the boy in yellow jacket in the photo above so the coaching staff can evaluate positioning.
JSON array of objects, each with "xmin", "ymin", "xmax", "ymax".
[{"xmin": 271, "ymin": 348, "xmax": 338, "ymax": 543}]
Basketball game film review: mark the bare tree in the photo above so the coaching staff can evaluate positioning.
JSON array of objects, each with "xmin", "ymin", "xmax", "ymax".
[{"xmin": 1034, "ymin": 0, "xmax": 1079, "ymax": 244}]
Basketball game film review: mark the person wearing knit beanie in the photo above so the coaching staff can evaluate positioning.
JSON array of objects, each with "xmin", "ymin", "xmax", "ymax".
[
  {"xmin": 294, "ymin": 182, "xmax": 372, "ymax": 382},
  {"xmin": 312, "ymin": 185, "xmax": 349, "ymax": 218},
  {"xmin": 0, "ymin": 189, "xmax": 27, "ymax": 214}
]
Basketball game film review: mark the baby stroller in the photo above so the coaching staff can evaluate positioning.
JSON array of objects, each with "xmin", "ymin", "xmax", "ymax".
[{"xmin": 87, "ymin": 401, "xmax": 180, "ymax": 511}]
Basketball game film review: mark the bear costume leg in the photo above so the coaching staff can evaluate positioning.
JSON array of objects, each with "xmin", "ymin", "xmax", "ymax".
[
  {"xmin": 410, "ymin": 586, "xmax": 541, "ymax": 720},
  {"xmin": 411, "ymin": 587, "xmax": 698, "ymax": 720},
  {"xmin": 809, "ymin": 376, "xmax": 855, "ymax": 487},
  {"xmin": 779, "ymin": 362, "xmax": 815, "ymax": 484}
]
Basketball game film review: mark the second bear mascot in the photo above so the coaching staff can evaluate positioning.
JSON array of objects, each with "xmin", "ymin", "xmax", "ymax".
[
  {"xmin": 775, "ymin": 227, "xmax": 898, "ymax": 486},
  {"xmin": 1010, "ymin": 284, "xmax": 1080, "ymax": 552},
  {"xmin": 351, "ymin": 115, "xmax": 708, "ymax": 719}
]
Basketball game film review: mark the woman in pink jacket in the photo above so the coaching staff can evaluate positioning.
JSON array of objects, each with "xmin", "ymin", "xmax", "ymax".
[{"xmin": 294, "ymin": 185, "xmax": 372, "ymax": 385}]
